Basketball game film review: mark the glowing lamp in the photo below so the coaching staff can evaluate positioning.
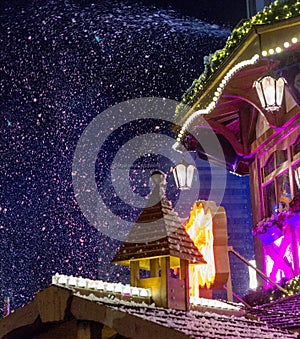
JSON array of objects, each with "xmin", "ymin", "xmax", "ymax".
[
  {"xmin": 171, "ymin": 161, "xmax": 195, "ymax": 190},
  {"xmin": 254, "ymin": 75, "xmax": 285, "ymax": 112}
]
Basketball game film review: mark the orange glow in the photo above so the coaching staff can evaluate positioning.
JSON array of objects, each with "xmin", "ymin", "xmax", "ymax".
[{"xmin": 185, "ymin": 202, "xmax": 215, "ymax": 296}]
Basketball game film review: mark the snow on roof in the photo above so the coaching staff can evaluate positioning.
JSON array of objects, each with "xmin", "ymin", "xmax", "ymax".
[
  {"xmin": 52, "ymin": 274, "xmax": 242, "ymax": 312},
  {"xmin": 73, "ymin": 289, "xmax": 297, "ymax": 339},
  {"xmin": 247, "ymin": 291, "xmax": 300, "ymax": 330},
  {"xmin": 0, "ymin": 282, "xmax": 297, "ymax": 339},
  {"xmin": 190, "ymin": 296, "xmax": 242, "ymax": 311},
  {"xmin": 52, "ymin": 273, "xmax": 151, "ymax": 298},
  {"xmin": 73, "ymin": 290, "xmax": 155, "ymax": 308},
  {"xmin": 50, "ymin": 275, "xmax": 298, "ymax": 338},
  {"xmin": 108, "ymin": 301, "xmax": 297, "ymax": 338}
]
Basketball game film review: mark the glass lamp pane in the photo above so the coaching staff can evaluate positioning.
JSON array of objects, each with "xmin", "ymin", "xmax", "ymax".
[
  {"xmin": 276, "ymin": 77, "xmax": 285, "ymax": 106},
  {"xmin": 176, "ymin": 163, "xmax": 186, "ymax": 188},
  {"xmin": 255, "ymin": 81, "xmax": 266, "ymax": 108},
  {"xmin": 172, "ymin": 167, "xmax": 179, "ymax": 188},
  {"xmin": 262, "ymin": 76, "xmax": 275, "ymax": 106},
  {"xmin": 186, "ymin": 165, "xmax": 195, "ymax": 188}
]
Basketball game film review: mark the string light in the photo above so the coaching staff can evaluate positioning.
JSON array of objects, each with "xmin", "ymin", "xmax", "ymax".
[
  {"xmin": 175, "ymin": 54, "xmax": 260, "ymax": 144},
  {"xmin": 175, "ymin": 30, "xmax": 299, "ymax": 144},
  {"xmin": 52, "ymin": 273, "xmax": 151, "ymax": 298},
  {"xmin": 175, "ymin": 0, "xmax": 300, "ymax": 119}
]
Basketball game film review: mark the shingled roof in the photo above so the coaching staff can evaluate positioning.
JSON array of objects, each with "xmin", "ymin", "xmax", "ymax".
[
  {"xmin": 1, "ymin": 284, "xmax": 297, "ymax": 339},
  {"xmin": 247, "ymin": 292, "xmax": 300, "ymax": 331},
  {"xmin": 112, "ymin": 174, "xmax": 206, "ymax": 266}
]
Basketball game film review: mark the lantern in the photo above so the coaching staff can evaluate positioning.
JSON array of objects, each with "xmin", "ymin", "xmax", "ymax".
[
  {"xmin": 171, "ymin": 161, "xmax": 195, "ymax": 190},
  {"xmin": 254, "ymin": 75, "xmax": 285, "ymax": 111}
]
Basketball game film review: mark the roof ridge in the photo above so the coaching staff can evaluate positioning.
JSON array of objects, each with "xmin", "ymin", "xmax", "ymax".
[{"xmin": 112, "ymin": 185, "xmax": 205, "ymax": 264}]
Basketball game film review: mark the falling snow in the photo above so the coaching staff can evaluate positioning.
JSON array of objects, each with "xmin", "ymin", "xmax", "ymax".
[{"xmin": 0, "ymin": 0, "xmax": 230, "ymax": 313}]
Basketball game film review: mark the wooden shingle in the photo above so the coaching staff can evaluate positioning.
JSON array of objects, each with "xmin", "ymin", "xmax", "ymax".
[{"xmin": 112, "ymin": 181, "xmax": 206, "ymax": 266}]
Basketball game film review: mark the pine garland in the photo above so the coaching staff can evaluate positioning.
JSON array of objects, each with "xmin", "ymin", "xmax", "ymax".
[{"xmin": 175, "ymin": 0, "xmax": 300, "ymax": 118}]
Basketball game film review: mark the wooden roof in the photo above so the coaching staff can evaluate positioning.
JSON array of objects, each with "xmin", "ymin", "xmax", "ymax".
[
  {"xmin": 112, "ymin": 182, "xmax": 206, "ymax": 266},
  {"xmin": 247, "ymin": 292, "xmax": 300, "ymax": 331},
  {"xmin": 0, "ymin": 284, "xmax": 298, "ymax": 339},
  {"xmin": 176, "ymin": 16, "xmax": 300, "ymax": 175}
]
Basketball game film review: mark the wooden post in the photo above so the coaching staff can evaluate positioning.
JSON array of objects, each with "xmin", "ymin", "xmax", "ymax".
[
  {"xmin": 130, "ymin": 261, "xmax": 140, "ymax": 287},
  {"xmin": 160, "ymin": 256, "xmax": 170, "ymax": 307},
  {"xmin": 180, "ymin": 259, "xmax": 190, "ymax": 310},
  {"xmin": 150, "ymin": 258, "xmax": 160, "ymax": 277},
  {"xmin": 226, "ymin": 264, "xmax": 233, "ymax": 302}
]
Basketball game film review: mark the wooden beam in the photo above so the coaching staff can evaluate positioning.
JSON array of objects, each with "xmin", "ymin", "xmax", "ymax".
[
  {"xmin": 0, "ymin": 301, "xmax": 39, "ymax": 338},
  {"xmin": 160, "ymin": 256, "xmax": 170, "ymax": 308},
  {"xmin": 180, "ymin": 259, "xmax": 190, "ymax": 311},
  {"xmin": 225, "ymin": 264, "xmax": 233, "ymax": 303},
  {"xmin": 35, "ymin": 285, "xmax": 72, "ymax": 323},
  {"xmin": 150, "ymin": 258, "xmax": 160, "ymax": 277},
  {"xmin": 239, "ymin": 105, "xmax": 253, "ymax": 154},
  {"xmin": 130, "ymin": 261, "xmax": 140, "ymax": 287},
  {"xmin": 201, "ymin": 120, "xmax": 244, "ymax": 155}
]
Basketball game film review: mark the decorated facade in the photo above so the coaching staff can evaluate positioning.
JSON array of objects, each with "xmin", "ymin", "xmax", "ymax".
[{"xmin": 174, "ymin": 0, "xmax": 300, "ymax": 287}]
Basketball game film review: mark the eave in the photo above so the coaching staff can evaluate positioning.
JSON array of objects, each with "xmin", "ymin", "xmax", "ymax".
[{"xmin": 175, "ymin": 16, "xmax": 300, "ymax": 175}]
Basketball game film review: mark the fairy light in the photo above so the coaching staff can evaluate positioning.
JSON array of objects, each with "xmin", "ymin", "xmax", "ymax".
[
  {"xmin": 175, "ymin": 28, "xmax": 299, "ymax": 146},
  {"xmin": 175, "ymin": 54, "xmax": 260, "ymax": 145},
  {"xmin": 131, "ymin": 287, "xmax": 139, "ymax": 296},
  {"xmin": 114, "ymin": 283, "xmax": 123, "ymax": 293},
  {"xmin": 96, "ymin": 280, "xmax": 105, "ymax": 290},
  {"xmin": 51, "ymin": 273, "xmax": 152, "ymax": 299},
  {"xmin": 139, "ymin": 288, "xmax": 149, "ymax": 297},
  {"xmin": 77, "ymin": 277, "xmax": 87, "ymax": 288}
]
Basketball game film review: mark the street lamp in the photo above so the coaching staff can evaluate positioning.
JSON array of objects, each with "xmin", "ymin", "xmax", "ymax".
[
  {"xmin": 254, "ymin": 75, "xmax": 285, "ymax": 112},
  {"xmin": 171, "ymin": 161, "xmax": 195, "ymax": 190}
]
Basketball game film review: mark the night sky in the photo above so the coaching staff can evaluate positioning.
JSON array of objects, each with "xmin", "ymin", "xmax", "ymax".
[{"xmin": 0, "ymin": 0, "xmax": 246, "ymax": 312}]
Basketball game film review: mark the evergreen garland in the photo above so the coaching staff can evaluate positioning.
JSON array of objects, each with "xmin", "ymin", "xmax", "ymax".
[{"xmin": 176, "ymin": 0, "xmax": 300, "ymax": 118}]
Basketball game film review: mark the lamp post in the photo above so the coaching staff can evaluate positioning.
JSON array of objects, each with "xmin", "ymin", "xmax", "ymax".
[
  {"xmin": 171, "ymin": 161, "xmax": 195, "ymax": 190},
  {"xmin": 254, "ymin": 75, "xmax": 285, "ymax": 112}
]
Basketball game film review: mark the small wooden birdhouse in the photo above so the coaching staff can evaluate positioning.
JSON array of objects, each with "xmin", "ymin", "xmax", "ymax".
[{"xmin": 112, "ymin": 171, "xmax": 206, "ymax": 311}]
